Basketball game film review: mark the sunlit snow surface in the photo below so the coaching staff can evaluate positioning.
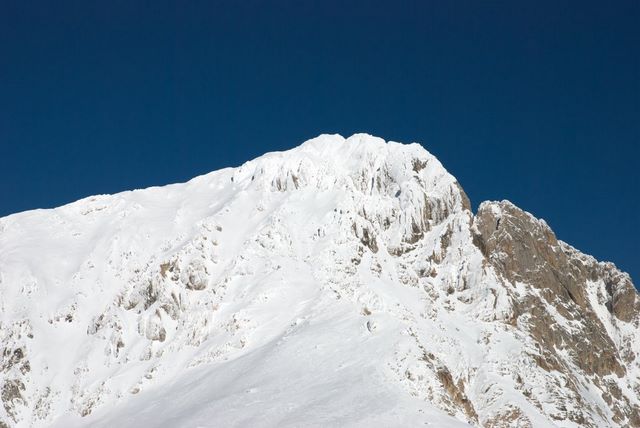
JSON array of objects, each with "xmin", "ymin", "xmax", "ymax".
[{"xmin": 0, "ymin": 134, "xmax": 637, "ymax": 427}]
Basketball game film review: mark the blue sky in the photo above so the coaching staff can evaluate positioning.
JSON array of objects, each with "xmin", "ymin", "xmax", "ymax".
[{"xmin": 1, "ymin": 1, "xmax": 638, "ymax": 282}]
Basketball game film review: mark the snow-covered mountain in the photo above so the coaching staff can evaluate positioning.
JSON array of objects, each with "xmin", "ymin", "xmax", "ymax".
[{"xmin": 1, "ymin": 134, "xmax": 638, "ymax": 428}]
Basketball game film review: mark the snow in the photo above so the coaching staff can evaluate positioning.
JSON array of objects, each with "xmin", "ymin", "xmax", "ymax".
[{"xmin": 0, "ymin": 134, "xmax": 637, "ymax": 427}]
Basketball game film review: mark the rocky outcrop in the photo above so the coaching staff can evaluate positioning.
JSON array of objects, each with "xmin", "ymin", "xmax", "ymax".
[{"xmin": 473, "ymin": 200, "xmax": 640, "ymax": 426}]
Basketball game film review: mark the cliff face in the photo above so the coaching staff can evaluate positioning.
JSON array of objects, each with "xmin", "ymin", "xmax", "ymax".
[
  {"xmin": 473, "ymin": 201, "xmax": 640, "ymax": 426},
  {"xmin": 0, "ymin": 134, "xmax": 638, "ymax": 428}
]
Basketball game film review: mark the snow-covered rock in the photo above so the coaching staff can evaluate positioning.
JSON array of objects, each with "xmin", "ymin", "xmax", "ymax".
[{"xmin": 0, "ymin": 134, "xmax": 638, "ymax": 427}]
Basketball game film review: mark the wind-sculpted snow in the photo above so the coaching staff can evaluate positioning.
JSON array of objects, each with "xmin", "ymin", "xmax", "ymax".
[{"xmin": 0, "ymin": 134, "xmax": 638, "ymax": 427}]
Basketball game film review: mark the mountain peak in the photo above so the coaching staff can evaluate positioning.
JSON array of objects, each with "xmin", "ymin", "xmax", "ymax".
[{"xmin": 0, "ymin": 135, "xmax": 638, "ymax": 428}]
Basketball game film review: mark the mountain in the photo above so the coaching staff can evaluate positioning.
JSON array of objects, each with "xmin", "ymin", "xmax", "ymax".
[{"xmin": 0, "ymin": 134, "xmax": 638, "ymax": 428}]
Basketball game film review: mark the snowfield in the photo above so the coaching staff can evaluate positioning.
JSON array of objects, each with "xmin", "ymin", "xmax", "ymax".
[{"xmin": 1, "ymin": 134, "xmax": 638, "ymax": 427}]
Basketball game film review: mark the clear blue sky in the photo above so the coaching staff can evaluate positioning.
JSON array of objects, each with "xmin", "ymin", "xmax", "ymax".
[{"xmin": 1, "ymin": 1, "xmax": 638, "ymax": 282}]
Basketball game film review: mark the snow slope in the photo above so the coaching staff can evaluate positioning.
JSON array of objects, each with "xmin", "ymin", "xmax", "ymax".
[{"xmin": 0, "ymin": 134, "xmax": 638, "ymax": 427}]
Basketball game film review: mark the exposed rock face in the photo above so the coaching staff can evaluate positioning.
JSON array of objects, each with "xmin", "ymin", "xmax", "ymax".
[
  {"xmin": 0, "ymin": 134, "xmax": 638, "ymax": 427},
  {"xmin": 473, "ymin": 201, "xmax": 640, "ymax": 426}
]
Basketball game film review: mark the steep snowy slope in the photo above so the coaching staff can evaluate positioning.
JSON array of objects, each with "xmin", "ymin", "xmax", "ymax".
[{"xmin": 0, "ymin": 134, "xmax": 638, "ymax": 427}]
